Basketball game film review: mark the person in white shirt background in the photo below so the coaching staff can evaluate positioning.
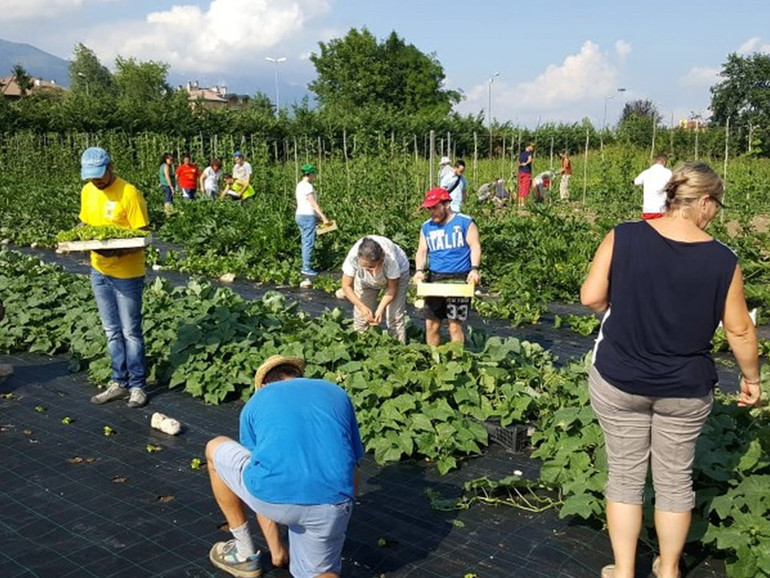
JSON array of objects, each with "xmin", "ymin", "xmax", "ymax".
[
  {"xmin": 438, "ymin": 155, "xmax": 453, "ymax": 183},
  {"xmin": 232, "ymin": 151, "xmax": 252, "ymax": 188},
  {"xmin": 634, "ymin": 154, "xmax": 673, "ymax": 219},
  {"xmin": 199, "ymin": 158, "xmax": 223, "ymax": 200},
  {"xmin": 295, "ymin": 163, "xmax": 330, "ymax": 281}
]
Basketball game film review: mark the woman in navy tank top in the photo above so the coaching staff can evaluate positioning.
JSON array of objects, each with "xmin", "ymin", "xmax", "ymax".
[{"xmin": 581, "ymin": 163, "xmax": 761, "ymax": 578}]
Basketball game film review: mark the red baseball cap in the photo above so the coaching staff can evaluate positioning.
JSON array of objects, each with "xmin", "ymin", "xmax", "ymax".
[{"xmin": 420, "ymin": 187, "xmax": 451, "ymax": 208}]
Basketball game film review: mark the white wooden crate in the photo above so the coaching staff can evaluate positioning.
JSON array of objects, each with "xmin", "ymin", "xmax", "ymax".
[
  {"xmin": 416, "ymin": 282, "xmax": 475, "ymax": 298},
  {"xmin": 57, "ymin": 234, "xmax": 153, "ymax": 252}
]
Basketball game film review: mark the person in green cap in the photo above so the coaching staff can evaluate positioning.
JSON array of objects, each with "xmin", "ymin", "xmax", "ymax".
[{"xmin": 295, "ymin": 163, "xmax": 330, "ymax": 278}]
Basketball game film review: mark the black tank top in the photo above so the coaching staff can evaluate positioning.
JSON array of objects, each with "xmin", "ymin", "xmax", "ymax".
[{"xmin": 593, "ymin": 221, "xmax": 738, "ymax": 397}]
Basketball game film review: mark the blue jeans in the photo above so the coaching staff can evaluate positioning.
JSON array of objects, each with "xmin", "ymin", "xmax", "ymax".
[
  {"xmin": 295, "ymin": 214, "xmax": 317, "ymax": 272},
  {"xmin": 160, "ymin": 185, "xmax": 174, "ymax": 204},
  {"xmin": 90, "ymin": 270, "xmax": 147, "ymax": 389}
]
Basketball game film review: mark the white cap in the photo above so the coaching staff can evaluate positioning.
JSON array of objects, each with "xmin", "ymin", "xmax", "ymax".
[{"xmin": 439, "ymin": 156, "xmax": 451, "ymax": 165}]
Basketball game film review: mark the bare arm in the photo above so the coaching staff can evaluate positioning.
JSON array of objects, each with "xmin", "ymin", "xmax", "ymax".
[
  {"xmin": 722, "ymin": 265, "xmax": 761, "ymax": 406},
  {"xmin": 307, "ymin": 193, "xmax": 329, "ymax": 223},
  {"xmin": 580, "ymin": 230, "xmax": 614, "ymax": 312},
  {"xmin": 374, "ymin": 277, "xmax": 399, "ymax": 323},
  {"xmin": 466, "ymin": 221, "xmax": 481, "ymax": 285},
  {"xmin": 198, "ymin": 169, "xmax": 206, "ymax": 192},
  {"xmin": 413, "ymin": 231, "xmax": 428, "ymax": 284}
]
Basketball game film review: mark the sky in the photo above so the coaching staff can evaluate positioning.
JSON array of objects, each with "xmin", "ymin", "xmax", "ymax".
[{"xmin": 2, "ymin": 0, "xmax": 769, "ymax": 128}]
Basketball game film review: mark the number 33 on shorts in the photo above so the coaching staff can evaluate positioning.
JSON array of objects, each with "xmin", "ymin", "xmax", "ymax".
[{"xmin": 446, "ymin": 298, "xmax": 469, "ymax": 321}]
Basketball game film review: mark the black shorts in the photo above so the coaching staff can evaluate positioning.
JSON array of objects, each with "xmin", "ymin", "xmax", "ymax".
[{"xmin": 423, "ymin": 272, "xmax": 471, "ymax": 322}]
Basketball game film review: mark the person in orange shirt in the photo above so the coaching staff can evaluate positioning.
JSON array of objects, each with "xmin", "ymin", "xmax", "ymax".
[
  {"xmin": 175, "ymin": 153, "xmax": 201, "ymax": 200},
  {"xmin": 79, "ymin": 147, "xmax": 150, "ymax": 408}
]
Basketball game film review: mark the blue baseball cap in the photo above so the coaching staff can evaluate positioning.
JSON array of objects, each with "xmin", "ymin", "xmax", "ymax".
[
  {"xmin": 80, "ymin": 147, "xmax": 111, "ymax": 180},
  {"xmin": 234, "ymin": 151, "xmax": 243, "ymax": 158}
]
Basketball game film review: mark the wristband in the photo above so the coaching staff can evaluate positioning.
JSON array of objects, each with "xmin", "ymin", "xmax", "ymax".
[
  {"xmin": 743, "ymin": 377, "xmax": 761, "ymax": 384},
  {"xmin": 471, "ymin": 266, "xmax": 480, "ymax": 271},
  {"xmin": 417, "ymin": 268, "xmax": 427, "ymax": 273}
]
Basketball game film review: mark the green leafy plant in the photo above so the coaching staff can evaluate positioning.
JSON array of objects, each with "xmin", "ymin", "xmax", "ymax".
[{"xmin": 57, "ymin": 225, "xmax": 149, "ymax": 242}]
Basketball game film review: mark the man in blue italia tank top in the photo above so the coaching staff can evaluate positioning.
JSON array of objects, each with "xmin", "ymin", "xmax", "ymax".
[
  {"xmin": 413, "ymin": 187, "xmax": 481, "ymax": 346},
  {"xmin": 205, "ymin": 355, "xmax": 364, "ymax": 578}
]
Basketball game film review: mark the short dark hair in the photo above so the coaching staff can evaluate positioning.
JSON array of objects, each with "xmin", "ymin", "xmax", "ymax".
[
  {"xmin": 263, "ymin": 364, "xmax": 303, "ymax": 385},
  {"xmin": 456, "ymin": 159, "xmax": 466, "ymax": 168},
  {"xmin": 357, "ymin": 237, "xmax": 385, "ymax": 263}
]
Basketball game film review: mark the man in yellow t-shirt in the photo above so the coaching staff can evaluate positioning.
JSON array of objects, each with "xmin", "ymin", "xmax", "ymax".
[{"xmin": 79, "ymin": 147, "xmax": 150, "ymax": 408}]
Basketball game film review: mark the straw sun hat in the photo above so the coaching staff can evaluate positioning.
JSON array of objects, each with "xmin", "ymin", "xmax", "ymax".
[{"xmin": 253, "ymin": 355, "xmax": 305, "ymax": 389}]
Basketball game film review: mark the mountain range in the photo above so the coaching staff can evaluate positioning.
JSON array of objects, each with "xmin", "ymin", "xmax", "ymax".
[
  {"xmin": 0, "ymin": 38, "xmax": 70, "ymax": 85},
  {"xmin": 0, "ymin": 37, "xmax": 313, "ymax": 105}
]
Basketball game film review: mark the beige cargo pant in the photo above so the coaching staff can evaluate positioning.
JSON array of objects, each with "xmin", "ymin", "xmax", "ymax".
[{"xmin": 352, "ymin": 270, "xmax": 410, "ymax": 343}]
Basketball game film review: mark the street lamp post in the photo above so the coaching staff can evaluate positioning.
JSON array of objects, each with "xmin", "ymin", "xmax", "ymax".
[
  {"xmin": 488, "ymin": 72, "xmax": 500, "ymax": 128},
  {"xmin": 602, "ymin": 87, "xmax": 627, "ymax": 130},
  {"xmin": 616, "ymin": 87, "xmax": 627, "ymax": 122},
  {"xmin": 265, "ymin": 56, "xmax": 287, "ymax": 112}
]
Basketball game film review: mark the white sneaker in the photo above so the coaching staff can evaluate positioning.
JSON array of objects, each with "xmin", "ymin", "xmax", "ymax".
[
  {"xmin": 127, "ymin": 387, "xmax": 147, "ymax": 408},
  {"xmin": 90, "ymin": 382, "xmax": 128, "ymax": 404}
]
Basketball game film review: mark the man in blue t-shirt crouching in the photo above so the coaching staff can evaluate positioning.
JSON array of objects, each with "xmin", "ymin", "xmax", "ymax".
[{"xmin": 205, "ymin": 355, "xmax": 364, "ymax": 578}]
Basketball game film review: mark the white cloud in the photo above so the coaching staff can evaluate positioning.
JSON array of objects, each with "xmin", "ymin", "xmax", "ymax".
[
  {"xmin": 614, "ymin": 40, "xmax": 632, "ymax": 59},
  {"xmin": 89, "ymin": 0, "xmax": 331, "ymax": 73},
  {"xmin": 455, "ymin": 41, "xmax": 631, "ymax": 126},
  {"xmin": 737, "ymin": 37, "xmax": 770, "ymax": 55},
  {"xmin": 680, "ymin": 66, "xmax": 720, "ymax": 88},
  {"xmin": 512, "ymin": 41, "xmax": 618, "ymax": 108},
  {"xmin": 4, "ymin": 0, "xmax": 111, "ymax": 20}
]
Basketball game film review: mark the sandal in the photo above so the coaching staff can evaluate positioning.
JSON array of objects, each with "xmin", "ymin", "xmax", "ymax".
[{"xmin": 601, "ymin": 565, "xmax": 615, "ymax": 578}]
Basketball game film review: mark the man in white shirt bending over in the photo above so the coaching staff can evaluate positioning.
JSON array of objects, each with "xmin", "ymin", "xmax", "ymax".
[{"xmin": 634, "ymin": 154, "xmax": 672, "ymax": 220}]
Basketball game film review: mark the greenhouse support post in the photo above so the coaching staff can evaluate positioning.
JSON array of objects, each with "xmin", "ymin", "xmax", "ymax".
[
  {"xmin": 650, "ymin": 122, "xmax": 657, "ymax": 161},
  {"xmin": 429, "ymin": 130, "xmax": 435, "ymax": 188},
  {"xmin": 582, "ymin": 128, "xmax": 590, "ymax": 204}
]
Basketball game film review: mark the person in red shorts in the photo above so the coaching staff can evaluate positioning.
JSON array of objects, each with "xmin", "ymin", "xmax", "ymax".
[{"xmin": 517, "ymin": 143, "xmax": 535, "ymax": 208}]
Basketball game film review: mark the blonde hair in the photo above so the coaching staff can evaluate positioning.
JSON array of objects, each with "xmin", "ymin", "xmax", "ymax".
[{"xmin": 664, "ymin": 162, "xmax": 724, "ymax": 214}]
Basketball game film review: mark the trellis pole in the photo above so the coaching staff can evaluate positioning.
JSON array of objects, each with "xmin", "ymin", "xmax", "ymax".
[{"xmin": 582, "ymin": 127, "xmax": 590, "ymax": 204}]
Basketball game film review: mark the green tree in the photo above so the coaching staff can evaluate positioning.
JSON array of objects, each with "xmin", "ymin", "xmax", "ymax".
[
  {"xmin": 113, "ymin": 57, "xmax": 172, "ymax": 132},
  {"xmin": 11, "ymin": 64, "xmax": 32, "ymax": 96},
  {"xmin": 309, "ymin": 28, "xmax": 459, "ymax": 119},
  {"xmin": 617, "ymin": 99, "xmax": 661, "ymax": 148},
  {"xmin": 69, "ymin": 43, "xmax": 115, "ymax": 97},
  {"xmin": 710, "ymin": 52, "xmax": 770, "ymax": 155}
]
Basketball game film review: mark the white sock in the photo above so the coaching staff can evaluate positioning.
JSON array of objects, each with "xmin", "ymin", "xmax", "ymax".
[{"xmin": 230, "ymin": 522, "xmax": 257, "ymax": 560}]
